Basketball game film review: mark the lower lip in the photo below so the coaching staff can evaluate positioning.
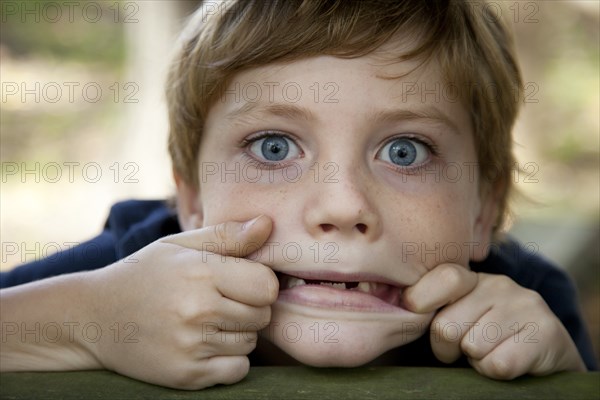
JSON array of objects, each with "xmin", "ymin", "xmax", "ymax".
[{"xmin": 277, "ymin": 285, "xmax": 404, "ymax": 313}]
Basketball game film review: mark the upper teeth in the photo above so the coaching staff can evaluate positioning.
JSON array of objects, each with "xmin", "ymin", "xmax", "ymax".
[
  {"xmin": 327, "ymin": 282, "xmax": 346, "ymax": 289},
  {"xmin": 287, "ymin": 277, "xmax": 306, "ymax": 288},
  {"xmin": 357, "ymin": 282, "xmax": 371, "ymax": 293},
  {"xmin": 285, "ymin": 278, "xmax": 374, "ymax": 293}
]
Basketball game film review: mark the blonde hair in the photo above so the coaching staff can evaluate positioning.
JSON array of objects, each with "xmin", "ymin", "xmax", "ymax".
[{"xmin": 167, "ymin": 0, "xmax": 523, "ymax": 231}]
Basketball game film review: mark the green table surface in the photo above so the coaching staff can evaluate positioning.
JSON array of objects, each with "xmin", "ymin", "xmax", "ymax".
[{"xmin": 1, "ymin": 367, "xmax": 599, "ymax": 399}]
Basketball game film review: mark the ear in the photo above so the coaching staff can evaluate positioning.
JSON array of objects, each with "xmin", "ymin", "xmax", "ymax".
[
  {"xmin": 470, "ymin": 180, "xmax": 503, "ymax": 262},
  {"xmin": 173, "ymin": 168, "xmax": 203, "ymax": 231}
]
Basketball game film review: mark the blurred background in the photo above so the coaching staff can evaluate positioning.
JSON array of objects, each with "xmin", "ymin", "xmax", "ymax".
[{"xmin": 1, "ymin": 1, "xmax": 598, "ymax": 364}]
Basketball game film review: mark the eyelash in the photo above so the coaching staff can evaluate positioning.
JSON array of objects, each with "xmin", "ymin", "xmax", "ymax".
[
  {"xmin": 240, "ymin": 131, "xmax": 440, "ymax": 172},
  {"xmin": 378, "ymin": 134, "xmax": 440, "ymax": 174},
  {"xmin": 240, "ymin": 130, "xmax": 301, "ymax": 170}
]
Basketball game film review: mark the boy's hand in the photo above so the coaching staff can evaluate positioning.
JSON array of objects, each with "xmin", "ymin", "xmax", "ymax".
[
  {"xmin": 87, "ymin": 215, "xmax": 278, "ymax": 390},
  {"xmin": 403, "ymin": 264, "xmax": 586, "ymax": 379}
]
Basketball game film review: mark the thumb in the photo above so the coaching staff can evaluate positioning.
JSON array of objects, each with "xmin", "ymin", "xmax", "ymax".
[
  {"xmin": 217, "ymin": 215, "xmax": 273, "ymax": 257},
  {"xmin": 161, "ymin": 215, "xmax": 273, "ymax": 258}
]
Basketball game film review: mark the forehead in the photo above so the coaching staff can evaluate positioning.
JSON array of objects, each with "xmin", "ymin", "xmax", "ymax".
[{"xmin": 208, "ymin": 53, "xmax": 472, "ymax": 137}]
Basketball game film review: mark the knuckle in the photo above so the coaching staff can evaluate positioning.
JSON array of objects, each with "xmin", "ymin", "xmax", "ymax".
[
  {"xmin": 432, "ymin": 316, "xmax": 451, "ymax": 334},
  {"xmin": 188, "ymin": 261, "xmax": 214, "ymax": 282},
  {"xmin": 213, "ymin": 222, "xmax": 230, "ymax": 243},
  {"xmin": 485, "ymin": 355, "xmax": 516, "ymax": 380},
  {"xmin": 244, "ymin": 330, "xmax": 258, "ymax": 342},
  {"xmin": 536, "ymin": 318, "xmax": 556, "ymax": 341},
  {"xmin": 169, "ymin": 365, "xmax": 208, "ymax": 390},
  {"xmin": 176, "ymin": 302, "xmax": 200, "ymax": 322},
  {"xmin": 522, "ymin": 289, "xmax": 546, "ymax": 309},
  {"xmin": 173, "ymin": 331, "xmax": 199, "ymax": 354},
  {"xmin": 201, "ymin": 304, "xmax": 221, "ymax": 324},
  {"xmin": 488, "ymin": 275, "xmax": 515, "ymax": 292},
  {"xmin": 437, "ymin": 322, "xmax": 461, "ymax": 343},
  {"xmin": 437, "ymin": 263, "xmax": 463, "ymax": 288},
  {"xmin": 432, "ymin": 309, "xmax": 452, "ymax": 327},
  {"xmin": 174, "ymin": 357, "xmax": 249, "ymax": 389},
  {"xmin": 177, "ymin": 297, "xmax": 220, "ymax": 324},
  {"xmin": 242, "ymin": 332, "xmax": 259, "ymax": 350},
  {"xmin": 221, "ymin": 357, "xmax": 250, "ymax": 385},
  {"xmin": 431, "ymin": 315, "xmax": 461, "ymax": 343},
  {"xmin": 461, "ymin": 337, "xmax": 482, "ymax": 359}
]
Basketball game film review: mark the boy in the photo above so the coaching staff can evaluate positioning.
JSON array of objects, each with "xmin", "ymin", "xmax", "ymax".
[{"xmin": 1, "ymin": 0, "xmax": 595, "ymax": 390}]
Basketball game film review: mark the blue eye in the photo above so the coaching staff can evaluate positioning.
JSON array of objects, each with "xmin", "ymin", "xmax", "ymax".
[
  {"xmin": 249, "ymin": 134, "xmax": 300, "ymax": 162},
  {"xmin": 379, "ymin": 138, "xmax": 429, "ymax": 167}
]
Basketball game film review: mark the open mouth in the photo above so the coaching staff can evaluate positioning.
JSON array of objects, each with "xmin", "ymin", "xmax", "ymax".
[{"xmin": 276, "ymin": 272, "xmax": 405, "ymax": 312}]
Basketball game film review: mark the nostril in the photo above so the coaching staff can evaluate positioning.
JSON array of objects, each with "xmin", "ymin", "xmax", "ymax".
[
  {"xmin": 320, "ymin": 223, "xmax": 335, "ymax": 232},
  {"xmin": 356, "ymin": 223, "xmax": 367, "ymax": 234}
]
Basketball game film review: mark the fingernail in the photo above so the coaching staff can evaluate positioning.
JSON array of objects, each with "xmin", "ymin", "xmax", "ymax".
[{"xmin": 242, "ymin": 215, "xmax": 263, "ymax": 231}]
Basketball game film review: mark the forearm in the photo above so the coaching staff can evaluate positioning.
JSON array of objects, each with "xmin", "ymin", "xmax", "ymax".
[{"xmin": 0, "ymin": 271, "xmax": 101, "ymax": 371}]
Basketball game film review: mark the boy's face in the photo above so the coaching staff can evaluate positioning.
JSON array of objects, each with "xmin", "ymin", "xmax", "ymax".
[{"xmin": 177, "ymin": 52, "xmax": 497, "ymax": 366}]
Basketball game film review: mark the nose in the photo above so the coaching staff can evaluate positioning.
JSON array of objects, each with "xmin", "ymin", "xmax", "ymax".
[{"xmin": 303, "ymin": 165, "xmax": 382, "ymax": 241}]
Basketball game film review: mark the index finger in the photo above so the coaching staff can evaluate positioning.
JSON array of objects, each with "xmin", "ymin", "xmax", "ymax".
[
  {"xmin": 402, "ymin": 263, "xmax": 478, "ymax": 313},
  {"xmin": 161, "ymin": 215, "xmax": 273, "ymax": 258}
]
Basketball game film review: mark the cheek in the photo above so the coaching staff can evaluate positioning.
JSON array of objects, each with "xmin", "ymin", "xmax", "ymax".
[
  {"xmin": 387, "ymin": 182, "xmax": 479, "ymax": 268},
  {"xmin": 199, "ymin": 180, "xmax": 296, "ymax": 227}
]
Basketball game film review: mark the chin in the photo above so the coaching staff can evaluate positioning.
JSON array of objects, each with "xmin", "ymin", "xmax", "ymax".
[{"xmin": 261, "ymin": 300, "xmax": 433, "ymax": 367}]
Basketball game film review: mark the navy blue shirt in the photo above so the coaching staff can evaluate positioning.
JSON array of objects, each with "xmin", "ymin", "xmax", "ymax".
[{"xmin": 1, "ymin": 199, "xmax": 596, "ymax": 370}]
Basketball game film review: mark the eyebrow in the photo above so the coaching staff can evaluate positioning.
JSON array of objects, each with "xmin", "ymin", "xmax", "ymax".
[
  {"xmin": 225, "ymin": 102, "xmax": 316, "ymax": 122},
  {"xmin": 225, "ymin": 102, "xmax": 460, "ymax": 134},
  {"xmin": 368, "ymin": 108, "xmax": 461, "ymax": 135}
]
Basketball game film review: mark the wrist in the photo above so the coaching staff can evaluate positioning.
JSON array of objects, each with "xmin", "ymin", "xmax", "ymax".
[{"xmin": 0, "ymin": 272, "xmax": 104, "ymax": 371}]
